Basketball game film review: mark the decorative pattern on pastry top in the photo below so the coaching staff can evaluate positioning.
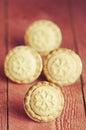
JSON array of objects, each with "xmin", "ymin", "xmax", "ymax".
[
  {"xmin": 44, "ymin": 48, "xmax": 82, "ymax": 86},
  {"xmin": 4, "ymin": 46, "xmax": 42, "ymax": 83},
  {"xmin": 24, "ymin": 81, "xmax": 64, "ymax": 122},
  {"xmin": 9, "ymin": 52, "xmax": 36, "ymax": 78},
  {"xmin": 25, "ymin": 20, "xmax": 62, "ymax": 55},
  {"xmin": 31, "ymin": 86, "xmax": 62, "ymax": 116}
]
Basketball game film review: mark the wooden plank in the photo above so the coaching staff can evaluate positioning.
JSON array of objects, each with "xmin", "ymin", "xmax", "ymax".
[
  {"xmin": 68, "ymin": 0, "xmax": 86, "ymax": 112},
  {"xmin": 55, "ymin": 0, "xmax": 86, "ymax": 129},
  {"xmin": 7, "ymin": 0, "xmax": 86, "ymax": 130},
  {"xmin": 0, "ymin": 0, "xmax": 8, "ymax": 130}
]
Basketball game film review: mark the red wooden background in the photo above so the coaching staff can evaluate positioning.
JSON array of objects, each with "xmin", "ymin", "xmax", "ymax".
[{"xmin": 0, "ymin": 0, "xmax": 86, "ymax": 130}]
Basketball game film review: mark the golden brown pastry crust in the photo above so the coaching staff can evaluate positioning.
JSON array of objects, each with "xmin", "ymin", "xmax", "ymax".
[
  {"xmin": 4, "ymin": 46, "xmax": 42, "ymax": 83},
  {"xmin": 24, "ymin": 81, "xmax": 64, "ymax": 122},
  {"xmin": 24, "ymin": 20, "xmax": 62, "ymax": 55},
  {"xmin": 43, "ymin": 48, "xmax": 82, "ymax": 86}
]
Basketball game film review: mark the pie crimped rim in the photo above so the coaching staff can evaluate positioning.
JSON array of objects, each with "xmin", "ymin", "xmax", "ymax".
[
  {"xmin": 4, "ymin": 46, "xmax": 42, "ymax": 83},
  {"xmin": 24, "ymin": 81, "xmax": 64, "ymax": 122},
  {"xmin": 44, "ymin": 48, "xmax": 82, "ymax": 86},
  {"xmin": 24, "ymin": 19, "xmax": 62, "ymax": 55}
]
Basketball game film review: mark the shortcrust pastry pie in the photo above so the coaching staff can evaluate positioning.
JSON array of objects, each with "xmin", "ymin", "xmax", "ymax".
[
  {"xmin": 44, "ymin": 48, "xmax": 82, "ymax": 86},
  {"xmin": 24, "ymin": 81, "xmax": 64, "ymax": 122},
  {"xmin": 24, "ymin": 20, "xmax": 62, "ymax": 55},
  {"xmin": 4, "ymin": 46, "xmax": 42, "ymax": 83}
]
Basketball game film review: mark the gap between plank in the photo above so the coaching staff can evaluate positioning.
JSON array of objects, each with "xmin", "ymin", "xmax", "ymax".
[
  {"xmin": 4, "ymin": 0, "xmax": 9, "ymax": 129},
  {"xmin": 67, "ymin": 0, "xmax": 86, "ymax": 116}
]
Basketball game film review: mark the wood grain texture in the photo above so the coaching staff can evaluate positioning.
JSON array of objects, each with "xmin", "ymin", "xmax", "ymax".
[
  {"xmin": 0, "ymin": 0, "xmax": 7, "ymax": 130},
  {"xmin": 69, "ymin": 0, "xmax": 86, "ymax": 111},
  {"xmin": 6, "ymin": 0, "xmax": 86, "ymax": 130},
  {"xmin": 55, "ymin": 0, "xmax": 86, "ymax": 129}
]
